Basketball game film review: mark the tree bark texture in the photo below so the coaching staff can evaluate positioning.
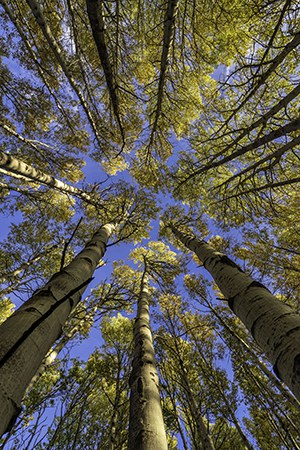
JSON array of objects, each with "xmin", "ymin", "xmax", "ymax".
[
  {"xmin": 128, "ymin": 272, "xmax": 168, "ymax": 450},
  {"xmin": 208, "ymin": 303, "xmax": 300, "ymax": 409},
  {"xmin": 170, "ymin": 225, "xmax": 300, "ymax": 401},
  {"xmin": 0, "ymin": 224, "xmax": 114, "ymax": 437},
  {"xmin": 0, "ymin": 150, "xmax": 93, "ymax": 203}
]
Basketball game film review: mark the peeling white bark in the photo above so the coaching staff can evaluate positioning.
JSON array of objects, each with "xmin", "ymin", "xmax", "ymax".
[
  {"xmin": 171, "ymin": 226, "xmax": 300, "ymax": 401},
  {"xmin": 0, "ymin": 224, "xmax": 114, "ymax": 437},
  {"xmin": 128, "ymin": 273, "xmax": 168, "ymax": 450}
]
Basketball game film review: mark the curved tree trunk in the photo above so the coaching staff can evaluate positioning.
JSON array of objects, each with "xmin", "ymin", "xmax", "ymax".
[
  {"xmin": 0, "ymin": 223, "xmax": 114, "ymax": 437},
  {"xmin": 170, "ymin": 225, "xmax": 300, "ymax": 401},
  {"xmin": 128, "ymin": 270, "xmax": 168, "ymax": 450}
]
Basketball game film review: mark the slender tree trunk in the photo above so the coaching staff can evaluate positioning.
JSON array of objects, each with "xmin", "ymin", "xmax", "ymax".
[
  {"xmin": 167, "ymin": 390, "xmax": 189, "ymax": 450},
  {"xmin": 225, "ymin": 176, "xmax": 300, "ymax": 199},
  {"xmin": 170, "ymin": 225, "xmax": 300, "ymax": 401},
  {"xmin": 128, "ymin": 270, "xmax": 168, "ymax": 450},
  {"xmin": 0, "ymin": 244, "xmax": 58, "ymax": 284},
  {"xmin": 213, "ymin": 31, "xmax": 300, "ymax": 137},
  {"xmin": 180, "ymin": 366, "xmax": 215, "ymax": 450},
  {"xmin": 0, "ymin": 223, "xmax": 114, "ymax": 437},
  {"xmin": 223, "ymin": 397, "xmax": 254, "ymax": 450},
  {"xmin": 25, "ymin": 0, "xmax": 105, "ymax": 152},
  {"xmin": 0, "ymin": 150, "xmax": 94, "ymax": 203},
  {"xmin": 196, "ymin": 116, "xmax": 300, "ymax": 175},
  {"xmin": 149, "ymin": 0, "xmax": 179, "ymax": 147},
  {"xmin": 216, "ymin": 134, "xmax": 300, "ymax": 191},
  {"xmin": 188, "ymin": 331, "xmax": 253, "ymax": 450},
  {"xmin": 86, "ymin": 0, "xmax": 124, "ymax": 144},
  {"xmin": 171, "ymin": 337, "xmax": 215, "ymax": 450},
  {"xmin": 223, "ymin": 82, "xmax": 300, "ymax": 152}
]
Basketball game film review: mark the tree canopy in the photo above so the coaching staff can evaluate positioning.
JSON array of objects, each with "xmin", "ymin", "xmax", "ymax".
[{"xmin": 0, "ymin": 0, "xmax": 300, "ymax": 448}]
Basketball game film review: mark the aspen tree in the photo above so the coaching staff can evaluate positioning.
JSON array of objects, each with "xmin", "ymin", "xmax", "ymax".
[
  {"xmin": 128, "ymin": 268, "xmax": 168, "ymax": 450},
  {"xmin": 169, "ymin": 224, "xmax": 300, "ymax": 401},
  {"xmin": 0, "ymin": 150, "xmax": 94, "ymax": 204},
  {"xmin": 0, "ymin": 223, "xmax": 114, "ymax": 436}
]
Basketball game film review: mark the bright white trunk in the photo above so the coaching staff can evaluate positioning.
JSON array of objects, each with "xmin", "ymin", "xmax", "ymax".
[
  {"xmin": 0, "ymin": 224, "xmax": 113, "ymax": 436},
  {"xmin": 171, "ymin": 226, "xmax": 300, "ymax": 401},
  {"xmin": 128, "ymin": 274, "xmax": 168, "ymax": 450},
  {"xmin": 0, "ymin": 150, "xmax": 92, "ymax": 202}
]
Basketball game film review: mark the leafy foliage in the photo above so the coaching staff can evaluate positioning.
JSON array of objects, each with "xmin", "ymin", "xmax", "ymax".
[{"xmin": 0, "ymin": 0, "xmax": 299, "ymax": 448}]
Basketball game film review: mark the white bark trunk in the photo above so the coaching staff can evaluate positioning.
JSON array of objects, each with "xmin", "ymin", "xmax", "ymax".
[
  {"xmin": 0, "ymin": 224, "xmax": 113, "ymax": 436},
  {"xmin": 170, "ymin": 226, "xmax": 300, "ymax": 401},
  {"xmin": 128, "ymin": 273, "xmax": 168, "ymax": 450},
  {"xmin": 0, "ymin": 150, "xmax": 93, "ymax": 203}
]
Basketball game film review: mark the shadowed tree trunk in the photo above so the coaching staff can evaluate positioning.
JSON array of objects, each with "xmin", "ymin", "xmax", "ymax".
[
  {"xmin": 128, "ymin": 268, "xmax": 168, "ymax": 450},
  {"xmin": 148, "ymin": 0, "xmax": 179, "ymax": 148},
  {"xmin": 0, "ymin": 223, "xmax": 114, "ymax": 437},
  {"xmin": 25, "ymin": 0, "xmax": 104, "ymax": 151},
  {"xmin": 86, "ymin": 0, "xmax": 125, "ymax": 145},
  {"xmin": 169, "ymin": 224, "xmax": 300, "ymax": 401}
]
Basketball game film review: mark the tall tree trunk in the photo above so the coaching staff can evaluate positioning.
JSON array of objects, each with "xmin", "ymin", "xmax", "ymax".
[
  {"xmin": 0, "ymin": 150, "xmax": 94, "ymax": 204},
  {"xmin": 148, "ymin": 0, "xmax": 179, "ymax": 148},
  {"xmin": 169, "ymin": 225, "xmax": 300, "ymax": 401},
  {"xmin": 0, "ymin": 223, "xmax": 114, "ymax": 437},
  {"xmin": 86, "ymin": 0, "xmax": 125, "ymax": 145},
  {"xmin": 192, "ymin": 339, "xmax": 253, "ymax": 450},
  {"xmin": 25, "ymin": 0, "xmax": 104, "ymax": 152},
  {"xmin": 178, "ymin": 357, "xmax": 215, "ymax": 450},
  {"xmin": 207, "ymin": 302, "xmax": 300, "ymax": 409},
  {"xmin": 169, "ymin": 325, "xmax": 215, "ymax": 450},
  {"xmin": 128, "ymin": 270, "xmax": 168, "ymax": 450}
]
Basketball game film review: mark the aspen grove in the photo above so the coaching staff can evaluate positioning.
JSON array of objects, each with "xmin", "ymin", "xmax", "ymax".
[{"xmin": 0, "ymin": 0, "xmax": 300, "ymax": 448}]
